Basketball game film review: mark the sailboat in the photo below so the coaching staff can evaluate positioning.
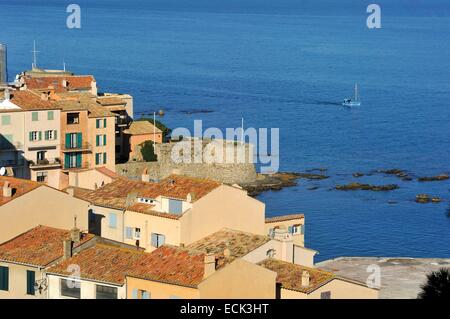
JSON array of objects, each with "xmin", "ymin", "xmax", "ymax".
[{"xmin": 342, "ymin": 83, "xmax": 361, "ymax": 107}]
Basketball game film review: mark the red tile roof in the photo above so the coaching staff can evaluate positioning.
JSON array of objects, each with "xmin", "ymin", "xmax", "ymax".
[
  {"xmin": 127, "ymin": 245, "xmax": 206, "ymax": 288},
  {"xmin": 265, "ymin": 214, "xmax": 305, "ymax": 224},
  {"xmin": 9, "ymin": 90, "xmax": 59, "ymax": 110},
  {"xmin": 95, "ymin": 167, "xmax": 121, "ymax": 180},
  {"xmin": 24, "ymin": 75, "xmax": 95, "ymax": 92},
  {"xmin": 138, "ymin": 175, "xmax": 221, "ymax": 201},
  {"xmin": 0, "ymin": 226, "xmax": 94, "ymax": 267},
  {"xmin": 0, "ymin": 176, "xmax": 43, "ymax": 207},
  {"xmin": 47, "ymin": 244, "xmax": 167, "ymax": 286}
]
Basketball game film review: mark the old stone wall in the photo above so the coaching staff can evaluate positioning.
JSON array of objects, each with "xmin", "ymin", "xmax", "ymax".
[{"xmin": 116, "ymin": 139, "xmax": 257, "ymax": 184}]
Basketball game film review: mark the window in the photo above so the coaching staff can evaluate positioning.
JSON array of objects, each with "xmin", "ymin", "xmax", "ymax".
[
  {"xmin": 96, "ymin": 285, "xmax": 118, "ymax": 299},
  {"xmin": 320, "ymin": 291, "xmax": 331, "ymax": 299},
  {"xmin": 1, "ymin": 115, "xmax": 11, "ymax": 125},
  {"xmin": 65, "ymin": 153, "xmax": 81, "ymax": 169},
  {"xmin": 125, "ymin": 227, "xmax": 133, "ymax": 239},
  {"xmin": 67, "ymin": 113, "xmax": 80, "ymax": 124},
  {"xmin": 109, "ymin": 213, "xmax": 117, "ymax": 229},
  {"xmin": 29, "ymin": 131, "xmax": 41, "ymax": 141},
  {"xmin": 138, "ymin": 197, "xmax": 154, "ymax": 204},
  {"xmin": 292, "ymin": 224, "xmax": 304, "ymax": 235},
  {"xmin": 168, "ymin": 199, "xmax": 183, "ymax": 215},
  {"xmin": 45, "ymin": 130, "xmax": 57, "ymax": 140},
  {"xmin": 96, "ymin": 135, "xmax": 107, "ymax": 146},
  {"xmin": 37, "ymin": 172, "xmax": 48, "ymax": 183},
  {"xmin": 95, "ymin": 152, "xmax": 107, "ymax": 165},
  {"xmin": 65, "ymin": 133, "xmax": 82, "ymax": 148},
  {"xmin": 47, "ymin": 111, "xmax": 54, "ymax": 120},
  {"xmin": 60, "ymin": 278, "xmax": 80, "ymax": 299},
  {"xmin": 96, "ymin": 118, "xmax": 107, "ymax": 129},
  {"xmin": 26, "ymin": 270, "xmax": 35, "ymax": 295},
  {"xmin": 151, "ymin": 233, "xmax": 165, "ymax": 248},
  {"xmin": 134, "ymin": 228, "xmax": 141, "ymax": 239},
  {"xmin": 131, "ymin": 289, "xmax": 150, "ymax": 299},
  {"xmin": 266, "ymin": 249, "xmax": 275, "ymax": 258},
  {"xmin": 32, "ymin": 112, "xmax": 39, "ymax": 121},
  {"xmin": 0, "ymin": 266, "xmax": 9, "ymax": 291}
]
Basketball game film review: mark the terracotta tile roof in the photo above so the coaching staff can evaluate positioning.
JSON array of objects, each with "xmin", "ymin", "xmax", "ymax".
[
  {"xmin": 0, "ymin": 226, "xmax": 94, "ymax": 267},
  {"xmin": 47, "ymin": 244, "xmax": 156, "ymax": 286},
  {"xmin": 56, "ymin": 97, "xmax": 115, "ymax": 118},
  {"xmin": 8, "ymin": 90, "xmax": 58, "ymax": 110},
  {"xmin": 138, "ymin": 175, "xmax": 221, "ymax": 202},
  {"xmin": 95, "ymin": 167, "xmax": 121, "ymax": 180},
  {"xmin": 75, "ymin": 175, "xmax": 221, "ymax": 214},
  {"xmin": 187, "ymin": 228, "xmax": 270, "ymax": 269},
  {"xmin": 127, "ymin": 245, "xmax": 206, "ymax": 288},
  {"xmin": 24, "ymin": 75, "xmax": 95, "ymax": 92},
  {"xmin": 127, "ymin": 203, "xmax": 180, "ymax": 220},
  {"xmin": 265, "ymin": 214, "xmax": 305, "ymax": 224},
  {"xmin": 0, "ymin": 176, "xmax": 43, "ymax": 207},
  {"xmin": 257, "ymin": 259, "xmax": 336, "ymax": 294},
  {"xmin": 123, "ymin": 121, "xmax": 162, "ymax": 135},
  {"xmin": 72, "ymin": 178, "xmax": 148, "ymax": 210},
  {"xmin": 96, "ymin": 97, "xmax": 126, "ymax": 106}
]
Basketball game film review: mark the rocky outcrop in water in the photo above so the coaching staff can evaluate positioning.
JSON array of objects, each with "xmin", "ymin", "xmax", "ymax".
[
  {"xmin": 376, "ymin": 169, "xmax": 413, "ymax": 181},
  {"xmin": 415, "ymin": 194, "xmax": 442, "ymax": 203},
  {"xmin": 335, "ymin": 183, "xmax": 399, "ymax": 191},
  {"xmin": 418, "ymin": 174, "xmax": 449, "ymax": 182}
]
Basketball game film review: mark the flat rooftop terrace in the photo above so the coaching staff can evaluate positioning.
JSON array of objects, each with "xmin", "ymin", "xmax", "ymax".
[{"xmin": 316, "ymin": 257, "xmax": 450, "ymax": 299}]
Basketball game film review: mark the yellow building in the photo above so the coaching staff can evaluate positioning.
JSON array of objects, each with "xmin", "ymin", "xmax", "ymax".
[
  {"xmin": 0, "ymin": 225, "xmax": 95, "ymax": 299},
  {"xmin": 72, "ymin": 174, "xmax": 266, "ymax": 251},
  {"xmin": 265, "ymin": 214, "xmax": 306, "ymax": 246},
  {"xmin": 258, "ymin": 259, "xmax": 379, "ymax": 299},
  {"xmin": 0, "ymin": 176, "xmax": 89, "ymax": 244}
]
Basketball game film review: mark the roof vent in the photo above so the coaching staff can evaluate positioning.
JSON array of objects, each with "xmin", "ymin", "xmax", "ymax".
[
  {"xmin": 301, "ymin": 271, "xmax": 310, "ymax": 287},
  {"xmin": 4, "ymin": 89, "xmax": 10, "ymax": 100},
  {"xmin": 2, "ymin": 181, "xmax": 12, "ymax": 197}
]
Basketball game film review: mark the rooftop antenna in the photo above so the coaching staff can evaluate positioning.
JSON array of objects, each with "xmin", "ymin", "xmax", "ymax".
[
  {"xmin": 31, "ymin": 40, "xmax": 39, "ymax": 69},
  {"xmin": 63, "ymin": 59, "xmax": 66, "ymax": 72},
  {"xmin": 241, "ymin": 117, "xmax": 244, "ymax": 145}
]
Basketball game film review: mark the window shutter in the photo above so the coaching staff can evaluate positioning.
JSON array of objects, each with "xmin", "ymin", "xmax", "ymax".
[
  {"xmin": 142, "ymin": 291, "xmax": 150, "ymax": 299},
  {"xmin": 65, "ymin": 133, "xmax": 71, "ymax": 148},
  {"xmin": 64, "ymin": 153, "xmax": 70, "ymax": 169},
  {"xmin": 301, "ymin": 225, "xmax": 305, "ymax": 235},
  {"xmin": 96, "ymin": 119, "xmax": 100, "ymax": 128},
  {"xmin": 0, "ymin": 266, "xmax": 9, "ymax": 291},
  {"xmin": 77, "ymin": 133, "xmax": 82, "ymax": 148},
  {"xmin": 151, "ymin": 233, "xmax": 157, "ymax": 247},
  {"xmin": 45, "ymin": 131, "xmax": 49, "ymax": 140},
  {"xmin": 288, "ymin": 226, "xmax": 293, "ymax": 234},
  {"xmin": 103, "ymin": 135, "xmax": 107, "ymax": 146},
  {"xmin": 95, "ymin": 153, "xmax": 99, "ymax": 165},
  {"xmin": 54, "ymin": 130, "xmax": 57, "ymax": 140},
  {"xmin": 76, "ymin": 153, "xmax": 82, "ymax": 168},
  {"xmin": 103, "ymin": 153, "xmax": 107, "ymax": 164},
  {"xmin": 38, "ymin": 131, "xmax": 42, "ymax": 141},
  {"xmin": 104, "ymin": 119, "xmax": 107, "ymax": 127},
  {"xmin": 159, "ymin": 234, "xmax": 165, "ymax": 247},
  {"xmin": 96, "ymin": 135, "xmax": 99, "ymax": 146},
  {"xmin": 29, "ymin": 132, "xmax": 33, "ymax": 141},
  {"xmin": 126, "ymin": 227, "xmax": 133, "ymax": 239},
  {"xmin": 131, "ymin": 289, "xmax": 138, "ymax": 299},
  {"xmin": 109, "ymin": 213, "xmax": 117, "ymax": 228},
  {"xmin": 26, "ymin": 270, "xmax": 35, "ymax": 295}
]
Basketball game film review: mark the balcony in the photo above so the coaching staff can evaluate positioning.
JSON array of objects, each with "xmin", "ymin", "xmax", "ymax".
[
  {"xmin": 61, "ymin": 143, "xmax": 92, "ymax": 153},
  {"xmin": 29, "ymin": 158, "xmax": 62, "ymax": 169},
  {"xmin": 115, "ymin": 116, "xmax": 129, "ymax": 127},
  {"xmin": 62, "ymin": 161, "xmax": 90, "ymax": 171}
]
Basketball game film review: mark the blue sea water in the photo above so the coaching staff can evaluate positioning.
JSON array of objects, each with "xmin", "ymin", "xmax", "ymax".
[{"xmin": 1, "ymin": 0, "xmax": 450, "ymax": 261}]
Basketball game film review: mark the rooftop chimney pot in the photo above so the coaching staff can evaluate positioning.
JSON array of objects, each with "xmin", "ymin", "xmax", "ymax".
[
  {"xmin": 2, "ymin": 181, "xmax": 12, "ymax": 198},
  {"xmin": 301, "ymin": 271, "xmax": 311, "ymax": 287}
]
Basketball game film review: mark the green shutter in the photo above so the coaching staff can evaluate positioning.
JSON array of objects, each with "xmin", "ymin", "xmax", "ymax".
[
  {"xmin": 54, "ymin": 130, "xmax": 57, "ymax": 140},
  {"xmin": 32, "ymin": 112, "xmax": 38, "ymax": 121},
  {"xmin": 103, "ymin": 135, "xmax": 106, "ymax": 146},
  {"xmin": 76, "ymin": 153, "xmax": 82, "ymax": 168},
  {"xmin": 103, "ymin": 153, "xmax": 107, "ymax": 164},
  {"xmin": 38, "ymin": 131, "xmax": 42, "ymax": 141},
  {"xmin": 96, "ymin": 119, "xmax": 100, "ymax": 129},
  {"xmin": 47, "ymin": 111, "xmax": 54, "ymax": 120},
  {"xmin": 65, "ymin": 133, "xmax": 71, "ymax": 148},
  {"xmin": 26, "ymin": 270, "xmax": 35, "ymax": 295},
  {"xmin": 77, "ymin": 133, "xmax": 82, "ymax": 148},
  {"xmin": 103, "ymin": 119, "xmax": 107, "ymax": 127},
  {"xmin": 0, "ymin": 266, "xmax": 9, "ymax": 291},
  {"xmin": 45, "ymin": 131, "xmax": 49, "ymax": 140},
  {"xmin": 29, "ymin": 132, "xmax": 33, "ymax": 141},
  {"xmin": 64, "ymin": 153, "xmax": 70, "ymax": 169},
  {"xmin": 95, "ymin": 153, "xmax": 99, "ymax": 165},
  {"xmin": 96, "ymin": 135, "xmax": 99, "ymax": 146}
]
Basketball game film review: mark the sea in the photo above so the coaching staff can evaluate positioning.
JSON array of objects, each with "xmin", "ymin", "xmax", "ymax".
[{"xmin": 1, "ymin": 0, "xmax": 450, "ymax": 261}]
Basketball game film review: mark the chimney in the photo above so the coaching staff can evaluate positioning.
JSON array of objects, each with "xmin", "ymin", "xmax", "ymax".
[
  {"xmin": 4, "ymin": 89, "xmax": 10, "ymax": 101},
  {"xmin": 63, "ymin": 239, "xmax": 73, "ymax": 259},
  {"xmin": 40, "ymin": 92, "xmax": 49, "ymax": 101},
  {"xmin": 203, "ymin": 252, "xmax": 216, "ymax": 279},
  {"xmin": 70, "ymin": 227, "xmax": 81, "ymax": 245},
  {"xmin": 2, "ymin": 181, "xmax": 12, "ymax": 198},
  {"xmin": 223, "ymin": 247, "xmax": 231, "ymax": 259},
  {"xmin": 301, "ymin": 271, "xmax": 310, "ymax": 287},
  {"xmin": 141, "ymin": 168, "xmax": 150, "ymax": 182},
  {"xmin": 66, "ymin": 188, "xmax": 74, "ymax": 197},
  {"xmin": 186, "ymin": 192, "xmax": 196, "ymax": 203}
]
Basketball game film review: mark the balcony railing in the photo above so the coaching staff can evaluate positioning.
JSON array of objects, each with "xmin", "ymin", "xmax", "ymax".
[
  {"xmin": 63, "ymin": 161, "xmax": 90, "ymax": 170},
  {"xmin": 29, "ymin": 157, "xmax": 62, "ymax": 168},
  {"xmin": 61, "ymin": 143, "xmax": 92, "ymax": 152}
]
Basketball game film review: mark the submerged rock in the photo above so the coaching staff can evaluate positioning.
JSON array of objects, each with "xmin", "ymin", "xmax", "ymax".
[
  {"xmin": 241, "ymin": 172, "xmax": 300, "ymax": 197},
  {"xmin": 418, "ymin": 174, "xmax": 449, "ymax": 182},
  {"xmin": 415, "ymin": 194, "xmax": 431, "ymax": 203},
  {"xmin": 335, "ymin": 183, "xmax": 399, "ymax": 191},
  {"xmin": 377, "ymin": 168, "xmax": 413, "ymax": 181}
]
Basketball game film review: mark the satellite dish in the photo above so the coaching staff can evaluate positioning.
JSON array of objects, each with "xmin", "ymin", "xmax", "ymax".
[{"xmin": 0, "ymin": 167, "xmax": 6, "ymax": 176}]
